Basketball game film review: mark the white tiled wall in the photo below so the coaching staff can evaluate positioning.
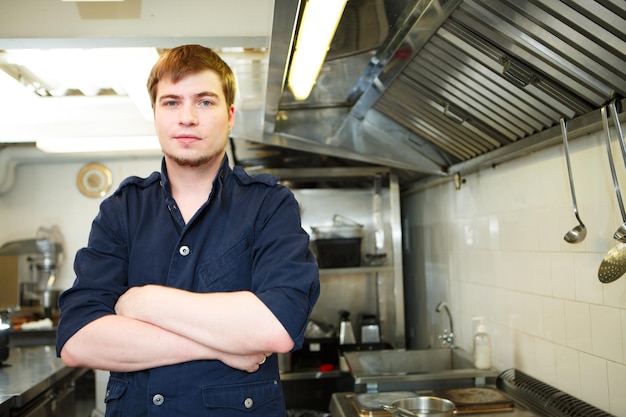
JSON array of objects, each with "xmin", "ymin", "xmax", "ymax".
[{"xmin": 402, "ymin": 123, "xmax": 626, "ymax": 415}]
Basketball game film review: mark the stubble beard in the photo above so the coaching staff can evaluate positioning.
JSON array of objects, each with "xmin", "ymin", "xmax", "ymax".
[
  {"xmin": 166, "ymin": 152, "xmax": 211, "ymax": 168},
  {"xmin": 164, "ymin": 144, "xmax": 226, "ymax": 168}
]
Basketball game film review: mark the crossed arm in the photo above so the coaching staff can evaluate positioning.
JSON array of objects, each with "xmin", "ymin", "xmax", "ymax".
[{"xmin": 60, "ymin": 285, "xmax": 294, "ymax": 373}]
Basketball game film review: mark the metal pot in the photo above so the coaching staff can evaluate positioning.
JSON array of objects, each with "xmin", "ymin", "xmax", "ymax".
[
  {"xmin": 383, "ymin": 396, "xmax": 455, "ymax": 417},
  {"xmin": 311, "ymin": 215, "xmax": 364, "ymax": 268}
]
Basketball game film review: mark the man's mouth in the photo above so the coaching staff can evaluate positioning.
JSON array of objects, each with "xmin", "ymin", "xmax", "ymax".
[{"xmin": 174, "ymin": 135, "xmax": 201, "ymax": 143}]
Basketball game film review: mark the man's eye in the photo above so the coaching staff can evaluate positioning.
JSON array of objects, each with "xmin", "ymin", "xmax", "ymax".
[
  {"xmin": 200, "ymin": 100, "xmax": 212, "ymax": 106},
  {"xmin": 164, "ymin": 100, "xmax": 177, "ymax": 106}
]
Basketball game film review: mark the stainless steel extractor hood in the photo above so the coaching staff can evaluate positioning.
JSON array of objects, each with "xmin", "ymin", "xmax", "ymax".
[{"xmin": 257, "ymin": 0, "xmax": 626, "ymax": 184}]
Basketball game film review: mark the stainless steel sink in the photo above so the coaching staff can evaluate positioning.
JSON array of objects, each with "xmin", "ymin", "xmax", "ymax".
[
  {"xmin": 344, "ymin": 348, "xmax": 473, "ymax": 375},
  {"xmin": 343, "ymin": 348, "xmax": 498, "ymax": 392}
]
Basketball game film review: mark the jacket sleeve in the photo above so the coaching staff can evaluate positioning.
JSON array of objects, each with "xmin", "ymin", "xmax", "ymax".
[
  {"xmin": 56, "ymin": 195, "xmax": 129, "ymax": 356},
  {"xmin": 251, "ymin": 185, "xmax": 320, "ymax": 351}
]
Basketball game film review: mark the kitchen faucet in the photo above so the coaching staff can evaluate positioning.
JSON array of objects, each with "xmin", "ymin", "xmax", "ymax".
[{"xmin": 435, "ymin": 301, "xmax": 455, "ymax": 348}]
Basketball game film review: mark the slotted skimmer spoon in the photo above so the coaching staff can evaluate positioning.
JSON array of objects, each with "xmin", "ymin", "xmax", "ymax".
[
  {"xmin": 602, "ymin": 105, "xmax": 626, "ymax": 242},
  {"xmin": 599, "ymin": 104, "xmax": 626, "ymax": 283},
  {"xmin": 609, "ymin": 100, "xmax": 626, "ymax": 242},
  {"xmin": 560, "ymin": 117, "xmax": 587, "ymax": 243}
]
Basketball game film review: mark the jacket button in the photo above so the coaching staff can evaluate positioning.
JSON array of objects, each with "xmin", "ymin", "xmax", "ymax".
[
  {"xmin": 179, "ymin": 245, "xmax": 190, "ymax": 256},
  {"xmin": 244, "ymin": 397, "xmax": 254, "ymax": 409},
  {"xmin": 152, "ymin": 394, "xmax": 165, "ymax": 406}
]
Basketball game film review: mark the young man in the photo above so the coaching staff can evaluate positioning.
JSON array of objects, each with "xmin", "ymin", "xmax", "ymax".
[{"xmin": 56, "ymin": 44, "xmax": 320, "ymax": 416}]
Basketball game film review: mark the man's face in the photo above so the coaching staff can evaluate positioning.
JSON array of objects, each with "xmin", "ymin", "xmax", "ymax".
[{"xmin": 154, "ymin": 70, "xmax": 235, "ymax": 168}]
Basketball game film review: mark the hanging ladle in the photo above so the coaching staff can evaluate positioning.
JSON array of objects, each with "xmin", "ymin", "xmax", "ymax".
[
  {"xmin": 560, "ymin": 117, "xmax": 587, "ymax": 243},
  {"xmin": 598, "ymin": 104, "xmax": 626, "ymax": 283}
]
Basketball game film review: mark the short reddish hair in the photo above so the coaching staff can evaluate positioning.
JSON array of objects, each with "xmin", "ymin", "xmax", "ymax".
[{"xmin": 147, "ymin": 44, "xmax": 236, "ymax": 109}]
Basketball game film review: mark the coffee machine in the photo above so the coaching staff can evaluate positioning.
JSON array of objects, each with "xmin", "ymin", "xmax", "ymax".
[{"xmin": 0, "ymin": 227, "xmax": 65, "ymax": 320}]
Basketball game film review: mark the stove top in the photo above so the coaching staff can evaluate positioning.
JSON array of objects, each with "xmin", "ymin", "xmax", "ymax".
[
  {"xmin": 329, "ymin": 369, "xmax": 615, "ymax": 417},
  {"xmin": 329, "ymin": 390, "xmax": 539, "ymax": 417}
]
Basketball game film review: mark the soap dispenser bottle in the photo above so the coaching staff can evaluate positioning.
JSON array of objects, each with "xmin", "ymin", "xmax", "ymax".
[
  {"xmin": 473, "ymin": 318, "xmax": 492, "ymax": 369},
  {"xmin": 339, "ymin": 310, "xmax": 356, "ymax": 345}
]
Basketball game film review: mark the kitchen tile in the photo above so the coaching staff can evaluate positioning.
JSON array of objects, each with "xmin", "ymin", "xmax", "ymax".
[
  {"xmin": 465, "ymin": 250, "xmax": 494, "ymax": 286},
  {"xmin": 488, "ymin": 322, "xmax": 505, "ymax": 371},
  {"xmin": 491, "ymin": 287, "xmax": 511, "ymax": 328},
  {"xmin": 554, "ymin": 345, "xmax": 581, "ymax": 398},
  {"xmin": 551, "ymin": 252, "xmax": 576, "ymax": 300},
  {"xmin": 537, "ymin": 207, "xmax": 563, "ymax": 252},
  {"xmin": 530, "ymin": 252, "xmax": 552, "ymax": 296},
  {"xmin": 564, "ymin": 300, "xmax": 592, "ymax": 352},
  {"xmin": 516, "ymin": 210, "xmax": 541, "ymax": 251},
  {"xmin": 533, "ymin": 149, "xmax": 565, "ymax": 206},
  {"xmin": 454, "ymin": 186, "xmax": 478, "ymax": 220},
  {"xmin": 493, "ymin": 251, "xmax": 514, "ymax": 290},
  {"xmin": 585, "ymin": 199, "xmax": 618, "ymax": 253},
  {"xmin": 523, "ymin": 294, "xmax": 544, "ymax": 337},
  {"xmin": 505, "ymin": 291, "xmax": 525, "ymax": 332},
  {"xmin": 603, "ymin": 274, "xmax": 626, "ymax": 308},
  {"xmin": 623, "ymin": 309, "xmax": 626, "ymax": 365},
  {"xmin": 534, "ymin": 338, "xmax": 556, "ymax": 385},
  {"xmin": 498, "ymin": 212, "xmax": 519, "ymax": 252},
  {"xmin": 543, "ymin": 297, "xmax": 566, "ymax": 342},
  {"xmin": 496, "ymin": 326, "xmax": 516, "ymax": 369},
  {"xmin": 509, "ymin": 252, "xmax": 533, "ymax": 293},
  {"xmin": 514, "ymin": 332, "xmax": 536, "ymax": 375},
  {"xmin": 448, "ymin": 218, "xmax": 464, "ymax": 250},
  {"xmin": 579, "ymin": 353, "xmax": 610, "ymax": 412},
  {"xmin": 573, "ymin": 252, "xmax": 604, "ymax": 304},
  {"xmin": 607, "ymin": 361, "xmax": 626, "ymax": 417},
  {"xmin": 473, "ymin": 285, "xmax": 498, "ymax": 319},
  {"xmin": 481, "ymin": 175, "xmax": 511, "ymax": 215},
  {"xmin": 487, "ymin": 215, "xmax": 501, "ymax": 251},
  {"xmin": 461, "ymin": 218, "xmax": 476, "ymax": 249},
  {"xmin": 479, "ymin": 250, "xmax": 499, "ymax": 287},
  {"xmin": 590, "ymin": 305, "xmax": 624, "ymax": 362},
  {"xmin": 471, "ymin": 215, "xmax": 489, "ymax": 250}
]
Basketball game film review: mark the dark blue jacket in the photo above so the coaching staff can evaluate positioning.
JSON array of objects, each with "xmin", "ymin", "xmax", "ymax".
[{"xmin": 57, "ymin": 156, "xmax": 320, "ymax": 416}]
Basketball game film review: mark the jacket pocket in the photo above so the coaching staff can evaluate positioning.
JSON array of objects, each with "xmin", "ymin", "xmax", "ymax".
[
  {"xmin": 103, "ymin": 377, "xmax": 128, "ymax": 417},
  {"xmin": 202, "ymin": 379, "xmax": 284, "ymax": 416},
  {"xmin": 197, "ymin": 238, "xmax": 252, "ymax": 292}
]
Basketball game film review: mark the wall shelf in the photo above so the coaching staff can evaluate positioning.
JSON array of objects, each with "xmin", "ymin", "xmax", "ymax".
[{"xmin": 262, "ymin": 167, "xmax": 405, "ymax": 349}]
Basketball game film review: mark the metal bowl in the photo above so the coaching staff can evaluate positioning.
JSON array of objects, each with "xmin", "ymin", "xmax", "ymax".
[{"xmin": 390, "ymin": 396, "xmax": 455, "ymax": 417}]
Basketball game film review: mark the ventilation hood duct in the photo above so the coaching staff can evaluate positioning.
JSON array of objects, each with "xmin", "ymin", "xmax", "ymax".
[{"xmin": 259, "ymin": 0, "xmax": 626, "ymax": 183}]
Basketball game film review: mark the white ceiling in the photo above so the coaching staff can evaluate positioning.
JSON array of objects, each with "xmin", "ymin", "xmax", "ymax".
[{"xmin": 0, "ymin": 0, "xmax": 275, "ymax": 146}]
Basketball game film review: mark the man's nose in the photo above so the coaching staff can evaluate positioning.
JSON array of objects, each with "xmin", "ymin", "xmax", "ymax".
[{"xmin": 179, "ymin": 104, "xmax": 198, "ymax": 125}]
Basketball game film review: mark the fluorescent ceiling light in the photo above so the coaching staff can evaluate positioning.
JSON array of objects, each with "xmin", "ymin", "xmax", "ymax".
[
  {"xmin": 287, "ymin": 0, "xmax": 348, "ymax": 100},
  {"xmin": 0, "ymin": 65, "xmax": 36, "ymax": 103},
  {"xmin": 37, "ymin": 136, "xmax": 160, "ymax": 153},
  {"xmin": 1, "ymin": 48, "xmax": 158, "ymax": 119}
]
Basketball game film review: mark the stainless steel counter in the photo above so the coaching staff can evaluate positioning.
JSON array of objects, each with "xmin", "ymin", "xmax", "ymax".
[
  {"xmin": 8, "ymin": 329, "xmax": 58, "ymax": 347},
  {"xmin": 0, "ymin": 345, "xmax": 86, "ymax": 416}
]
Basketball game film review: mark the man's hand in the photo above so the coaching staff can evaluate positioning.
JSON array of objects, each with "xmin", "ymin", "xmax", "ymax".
[{"xmin": 218, "ymin": 352, "xmax": 273, "ymax": 373}]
